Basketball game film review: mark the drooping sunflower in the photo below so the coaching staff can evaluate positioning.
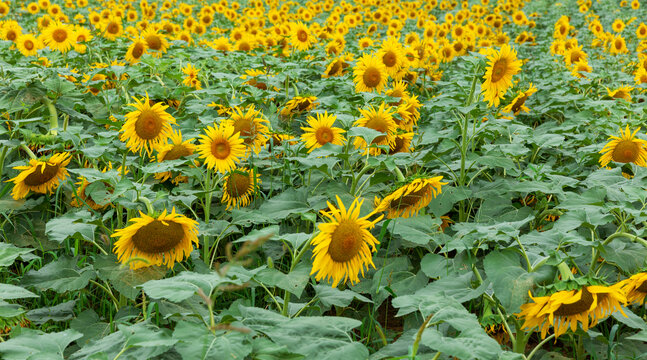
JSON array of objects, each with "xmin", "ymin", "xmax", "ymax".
[
  {"xmin": 16, "ymin": 33, "xmax": 39, "ymax": 57},
  {"xmin": 222, "ymin": 167, "xmax": 260, "ymax": 209},
  {"xmin": 154, "ymin": 129, "xmax": 196, "ymax": 184},
  {"xmin": 290, "ymin": 21, "xmax": 314, "ymax": 51},
  {"xmin": 42, "ymin": 21, "xmax": 76, "ymax": 53},
  {"xmin": 374, "ymin": 177, "xmax": 446, "ymax": 218},
  {"xmin": 322, "ymin": 56, "xmax": 350, "ymax": 78},
  {"xmin": 279, "ymin": 96, "xmax": 319, "ymax": 118},
  {"xmin": 300, "ymin": 112, "xmax": 346, "ymax": 152},
  {"xmin": 225, "ymin": 105, "xmax": 270, "ymax": 154},
  {"xmin": 310, "ymin": 196, "xmax": 384, "ymax": 288},
  {"xmin": 481, "ymin": 44, "xmax": 523, "ymax": 107},
  {"xmin": 111, "ymin": 208, "xmax": 199, "ymax": 269},
  {"xmin": 353, "ymin": 53, "xmax": 389, "ymax": 93},
  {"xmin": 518, "ymin": 285, "xmax": 626, "ymax": 339},
  {"xmin": 8, "ymin": 153, "xmax": 71, "ymax": 200},
  {"xmin": 388, "ymin": 132, "xmax": 414, "ymax": 154},
  {"xmin": 395, "ymin": 95, "xmax": 421, "ymax": 131},
  {"xmin": 618, "ymin": 272, "xmax": 647, "ymax": 305},
  {"xmin": 125, "ymin": 38, "xmax": 147, "ymax": 64},
  {"xmin": 197, "ymin": 122, "xmax": 246, "ymax": 173},
  {"xmin": 119, "ymin": 94, "xmax": 176, "ymax": 155},
  {"xmin": 353, "ymin": 102, "xmax": 398, "ymax": 155},
  {"xmin": 599, "ymin": 126, "xmax": 647, "ymax": 167},
  {"xmin": 606, "ymin": 86, "xmax": 633, "ymax": 102},
  {"xmin": 502, "ymin": 83, "xmax": 537, "ymax": 115}
]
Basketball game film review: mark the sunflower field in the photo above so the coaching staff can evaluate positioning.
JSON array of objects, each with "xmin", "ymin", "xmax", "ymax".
[{"xmin": 2, "ymin": 0, "xmax": 647, "ymax": 358}]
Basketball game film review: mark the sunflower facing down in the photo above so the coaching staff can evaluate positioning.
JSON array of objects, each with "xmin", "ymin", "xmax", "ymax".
[
  {"xmin": 125, "ymin": 38, "xmax": 147, "ymax": 64},
  {"xmin": 300, "ymin": 112, "xmax": 346, "ymax": 152},
  {"xmin": 374, "ymin": 177, "xmax": 446, "ymax": 218},
  {"xmin": 353, "ymin": 53, "xmax": 389, "ymax": 93},
  {"xmin": 154, "ymin": 129, "xmax": 196, "ymax": 184},
  {"xmin": 599, "ymin": 126, "xmax": 647, "ymax": 167},
  {"xmin": 606, "ymin": 86, "xmax": 633, "ymax": 102},
  {"xmin": 222, "ymin": 167, "xmax": 260, "ymax": 209},
  {"xmin": 310, "ymin": 196, "xmax": 384, "ymax": 288},
  {"xmin": 225, "ymin": 105, "xmax": 270, "ymax": 154},
  {"xmin": 502, "ymin": 83, "xmax": 537, "ymax": 115},
  {"xmin": 111, "ymin": 208, "xmax": 199, "ymax": 269},
  {"xmin": 8, "ymin": 152, "xmax": 71, "ymax": 200},
  {"xmin": 322, "ymin": 56, "xmax": 351, "ymax": 78},
  {"xmin": 518, "ymin": 285, "xmax": 626, "ymax": 339},
  {"xmin": 481, "ymin": 44, "xmax": 523, "ymax": 107},
  {"xmin": 619, "ymin": 272, "xmax": 647, "ymax": 305},
  {"xmin": 119, "ymin": 94, "xmax": 176, "ymax": 155},
  {"xmin": 197, "ymin": 122, "xmax": 246, "ymax": 173},
  {"xmin": 279, "ymin": 96, "xmax": 319, "ymax": 118}
]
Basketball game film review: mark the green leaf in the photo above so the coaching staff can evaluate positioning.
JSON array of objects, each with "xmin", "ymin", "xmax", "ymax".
[
  {"xmin": 21, "ymin": 256, "xmax": 96, "ymax": 293},
  {"xmin": 483, "ymin": 250, "xmax": 537, "ymax": 313},
  {"xmin": 0, "ymin": 243, "xmax": 35, "ymax": 267},
  {"xmin": 0, "ymin": 329, "xmax": 82, "ymax": 360},
  {"xmin": 141, "ymin": 270, "xmax": 243, "ymax": 302},
  {"xmin": 0, "ymin": 284, "xmax": 38, "ymax": 300},
  {"xmin": 172, "ymin": 321, "xmax": 252, "ymax": 360},
  {"xmin": 26, "ymin": 300, "xmax": 76, "ymax": 325},
  {"xmin": 254, "ymin": 262, "xmax": 310, "ymax": 297},
  {"xmin": 45, "ymin": 211, "xmax": 97, "ymax": 243},
  {"xmin": 389, "ymin": 215, "xmax": 441, "ymax": 245},
  {"xmin": 314, "ymin": 284, "xmax": 372, "ymax": 307},
  {"xmin": 94, "ymin": 254, "xmax": 166, "ymax": 300}
]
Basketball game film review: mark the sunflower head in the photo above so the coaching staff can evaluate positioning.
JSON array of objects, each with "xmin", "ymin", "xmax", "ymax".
[
  {"xmin": 353, "ymin": 53, "xmax": 389, "ymax": 93},
  {"xmin": 481, "ymin": 44, "xmax": 523, "ymax": 107},
  {"xmin": 197, "ymin": 122, "xmax": 246, "ymax": 173},
  {"xmin": 119, "ymin": 94, "xmax": 177, "ymax": 155},
  {"xmin": 8, "ymin": 153, "xmax": 71, "ymax": 200},
  {"xmin": 374, "ymin": 177, "xmax": 447, "ymax": 218},
  {"xmin": 300, "ymin": 112, "xmax": 346, "ymax": 152},
  {"xmin": 599, "ymin": 126, "xmax": 647, "ymax": 167},
  {"xmin": 352, "ymin": 102, "xmax": 397, "ymax": 155},
  {"xmin": 222, "ymin": 167, "xmax": 261, "ymax": 209},
  {"xmin": 226, "ymin": 105, "xmax": 270, "ymax": 154}
]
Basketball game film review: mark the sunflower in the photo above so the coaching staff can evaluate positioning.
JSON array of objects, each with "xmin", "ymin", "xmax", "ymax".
[
  {"xmin": 353, "ymin": 53, "xmax": 389, "ymax": 93},
  {"xmin": 388, "ymin": 132, "xmax": 414, "ymax": 154},
  {"xmin": 310, "ymin": 196, "xmax": 383, "ymax": 288},
  {"xmin": 197, "ymin": 122, "xmax": 246, "ymax": 173},
  {"xmin": 353, "ymin": 102, "xmax": 398, "ymax": 155},
  {"xmin": 606, "ymin": 86, "xmax": 633, "ymax": 102},
  {"xmin": 322, "ymin": 56, "xmax": 350, "ymax": 78},
  {"xmin": 518, "ymin": 285, "xmax": 626, "ymax": 339},
  {"xmin": 609, "ymin": 35, "xmax": 628, "ymax": 55},
  {"xmin": 619, "ymin": 272, "xmax": 647, "ymax": 305},
  {"xmin": 142, "ymin": 28, "xmax": 168, "ymax": 57},
  {"xmin": 386, "ymin": 80, "xmax": 410, "ymax": 105},
  {"xmin": 125, "ymin": 38, "xmax": 147, "ymax": 64},
  {"xmin": 395, "ymin": 95, "xmax": 421, "ymax": 131},
  {"xmin": 181, "ymin": 63, "xmax": 201, "ymax": 90},
  {"xmin": 222, "ymin": 167, "xmax": 260, "ymax": 209},
  {"xmin": 119, "ymin": 94, "xmax": 176, "ymax": 155},
  {"xmin": 378, "ymin": 37, "xmax": 406, "ymax": 76},
  {"xmin": 154, "ymin": 129, "xmax": 196, "ymax": 183},
  {"xmin": 599, "ymin": 126, "xmax": 647, "ymax": 167},
  {"xmin": 481, "ymin": 44, "xmax": 523, "ymax": 107},
  {"xmin": 111, "ymin": 208, "xmax": 199, "ymax": 269},
  {"xmin": 300, "ymin": 112, "xmax": 346, "ymax": 152},
  {"xmin": 42, "ymin": 21, "xmax": 75, "ymax": 53},
  {"xmin": 225, "ymin": 105, "xmax": 270, "ymax": 154},
  {"xmin": 635, "ymin": 68, "xmax": 647, "ymax": 84},
  {"xmin": 374, "ymin": 177, "xmax": 446, "ymax": 218},
  {"xmin": 8, "ymin": 153, "xmax": 71, "ymax": 200},
  {"xmin": 279, "ymin": 96, "xmax": 319, "ymax": 118},
  {"xmin": 291, "ymin": 21, "xmax": 314, "ymax": 51},
  {"xmin": 637, "ymin": 23, "xmax": 647, "ymax": 39},
  {"xmin": 502, "ymin": 83, "xmax": 537, "ymax": 115},
  {"xmin": 563, "ymin": 45, "xmax": 587, "ymax": 68},
  {"xmin": 16, "ymin": 34, "xmax": 39, "ymax": 57},
  {"xmin": 100, "ymin": 16, "xmax": 123, "ymax": 41},
  {"xmin": 571, "ymin": 59, "xmax": 592, "ymax": 78}
]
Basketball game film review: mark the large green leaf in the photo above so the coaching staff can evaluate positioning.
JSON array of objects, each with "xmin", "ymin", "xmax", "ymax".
[
  {"xmin": 0, "ymin": 329, "xmax": 82, "ymax": 360},
  {"xmin": 45, "ymin": 211, "xmax": 97, "ymax": 243},
  {"xmin": 141, "ymin": 270, "xmax": 244, "ymax": 302},
  {"xmin": 0, "ymin": 284, "xmax": 38, "ymax": 300},
  {"xmin": 94, "ymin": 254, "xmax": 166, "ymax": 300},
  {"xmin": 21, "ymin": 256, "xmax": 96, "ymax": 293},
  {"xmin": 172, "ymin": 321, "xmax": 252, "ymax": 360},
  {"xmin": 0, "ymin": 243, "xmax": 35, "ymax": 267}
]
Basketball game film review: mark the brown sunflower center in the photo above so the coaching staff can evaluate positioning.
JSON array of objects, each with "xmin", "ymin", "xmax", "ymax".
[
  {"xmin": 554, "ymin": 287, "xmax": 594, "ymax": 316},
  {"xmin": 297, "ymin": 29, "xmax": 308, "ymax": 42},
  {"xmin": 238, "ymin": 41, "xmax": 251, "ymax": 51},
  {"xmin": 296, "ymin": 99, "xmax": 312, "ymax": 111},
  {"xmin": 162, "ymin": 144, "xmax": 191, "ymax": 160},
  {"xmin": 365, "ymin": 116, "xmax": 389, "ymax": 144},
  {"xmin": 7, "ymin": 30, "xmax": 17, "ymax": 41},
  {"xmin": 615, "ymin": 39, "xmax": 623, "ymax": 49},
  {"xmin": 146, "ymin": 35, "xmax": 162, "ymax": 50},
  {"xmin": 612, "ymin": 139, "xmax": 640, "ymax": 163},
  {"xmin": 24, "ymin": 40, "xmax": 34, "ymax": 50},
  {"xmin": 442, "ymin": 47, "xmax": 452, "ymax": 58},
  {"xmin": 490, "ymin": 59, "xmax": 508, "ymax": 82},
  {"xmin": 211, "ymin": 139, "xmax": 231, "ymax": 159},
  {"xmin": 23, "ymin": 163, "xmax": 60, "ymax": 186},
  {"xmin": 636, "ymin": 280, "xmax": 647, "ymax": 293},
  {"xmin": 226, "ymin": 172, "xmax": 250, "ymax": 197},
  {"xmin": 135, "ymin": 110, "xmax": 163, "ymax": 139},
  {"xmin": 389, "ymin": 186, "xmax": 429, "ymax": 210},
  {"xmin": 131, "ymin": 219, "xmax": 184, "ymax": 253},
  {"xmin": 511, "ymin": 95, "xmax": 529, "ymax": 113},
  {"xmin": 52, "ymin": 29, "xmax": 68, "ymax": 43},
  {"xmin": 612, "ymin": 91, "xmax": 629, "ymax": 100},
  {"xmin": 328, "ymin": 220, "xmax": 363, "ymax": 262},
  {"xmin": 328, "ymin": 61, "xmax": 342, "ymax": 76},
  {"xmin": 107, "ymin": 22, "xmax": 119, "ymax": 34},
  {"xmin": 232, "ymin": 118, "xmax": 254, "ymax": 144},
  {"xmin": 315, "ymin": 127, "xmax": 334, "ymax": 144},
  {"xmin": 382, "ymin": 51, "xmax": 397, "ymax": 67},
  {"xmin": 132, "ymin": 42, "xmax": 145, "ymax": 58},
  {"xmin": 362, "ymin": 66, "xmax": 382, "ymax": 88}
]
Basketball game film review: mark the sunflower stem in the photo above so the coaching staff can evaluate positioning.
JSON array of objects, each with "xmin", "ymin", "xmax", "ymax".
[
  {"xmin": 42, "ymin": 97, "xmax": 58, "ymax": 136},
  {"xmin": 410, "ymin": 313, "xmax": 434, "ymax": 359},
  {"xmin": 19, "ymin": 143, "xmax": 37, "ymax": 160},
  {"xmin": 140, "ymin": 197, "xmax": 154, "ymax": 215},
  {"xmin": 392, "ymin": 166, "xmax": 405, "ymax": 183},
  {"xmin": 557, "ymin": 262, "xmax": 574, "ymax": 281},
  {"xmin": 526, "ymin": 334, "xmax": 555, "ymax": 360},
  {"xmin": 350, "ymin": 163, "xmax": 372, "ymax": 195}
]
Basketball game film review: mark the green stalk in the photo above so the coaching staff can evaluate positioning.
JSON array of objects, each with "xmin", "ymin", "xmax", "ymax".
[
  {"xmin": 203, "ymin": 170, "xmax": 213, "ymax": 265},
  {"xmin": 350, "ymin": 164, "xmax": 372, "ymax": 195},
  {"xmin": 20, "ymin": 144, "xmax": 37, "ymax": 160},
  {"xmin": 557, "ymin": 262, "xmax": 574, "ymax": 281},
  {"xmin": 411, "ymin": 313, "xmax": 434, "ymax": 359},
  {"xmin": 42, "ymin": 97, "xmax": 58, "ymax": 136},
  {"xmin": 282, "ymin": 236, "xmax": 313, "ymax": 317},
  {"xmin": 590, "ymin": 232, "xmax": 647, "ymax": 273},
  {"xmin": 392, "ymin": 166, "xmax": 405, "ymax": 183}
]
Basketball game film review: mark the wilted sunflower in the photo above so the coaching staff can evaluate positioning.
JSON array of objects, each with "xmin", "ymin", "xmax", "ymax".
[
  {"xmin": 112, "ymin": 208, "xmax": 199, "ymax": 269},
  {"xmin": 353, "ymin": 102, "xmax": 398, "ymax": 155},
  {"xmin": 353, "ymin": 53, "xmax": 389, "ymax": 93},
  {"xmin": 279, "ymin": 96, "xmax": 319, "ymax": 118},
  {"xmin": 518, "ymin": 285, "xmax": 626, "ymax": 339},
  {"xmin": 154, "ymin": 129, "xmax": 196, "ymax": 184},
  {"xmin": 197, "ymin": 122, "xmax": 246, "ymax": 173},
  {"xmin": 619, "ymin": 272, "xmax": 647, "ymax": 305},
  {"xmin": 225, "ymin": 105, "xmax": 270, "ymax": 154},
  {"xmin": 310, "ymin": 196, "xmax": 383, "ymax": 288},
  {"xmin": 42, "ymin": 21, "xmax": 76, "ymax": 53},
  {"xmin": 599, "ymin": 126, "xmax": 647, "ymax": 167},
  {"xmin": 291, "ymin": 22, "xmax": 314, "ymax": 51},
  {"xmin": 125, "ymin": 38, "xmax": 147, "ymax": 64},
  {"xmin": 222, "ymin": 167, "xmax": 260, "ymax": 209},
  {"xmin": 481, "ymin": 44, "xmax": 523, "ymax": 107},
  {"xmin": 119, "ymin": 94, "xmax": 176, "ymax": 155},
  {"xmin": 606, "ymin": 86, "xmax": 633, "ymax": 102},
  {"xmin": 300, "ymin": 112, "xmax": 346, "ymax": 152},
  {"xmin": 8, "ymin": 152, "xmax": 71, "ymax": 200},
  {"xmin": 374, "ymin": 177, "xmax": 446, "ymax": 218},
  {"xmin": 502, "ymin": 83, "xmax": 537, "ymax": 115}
]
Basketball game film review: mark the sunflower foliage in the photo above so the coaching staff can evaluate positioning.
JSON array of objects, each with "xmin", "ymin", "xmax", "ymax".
[{"xmin": 2, "ymin": 0, "xmax": 647, "ymax": 359}]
